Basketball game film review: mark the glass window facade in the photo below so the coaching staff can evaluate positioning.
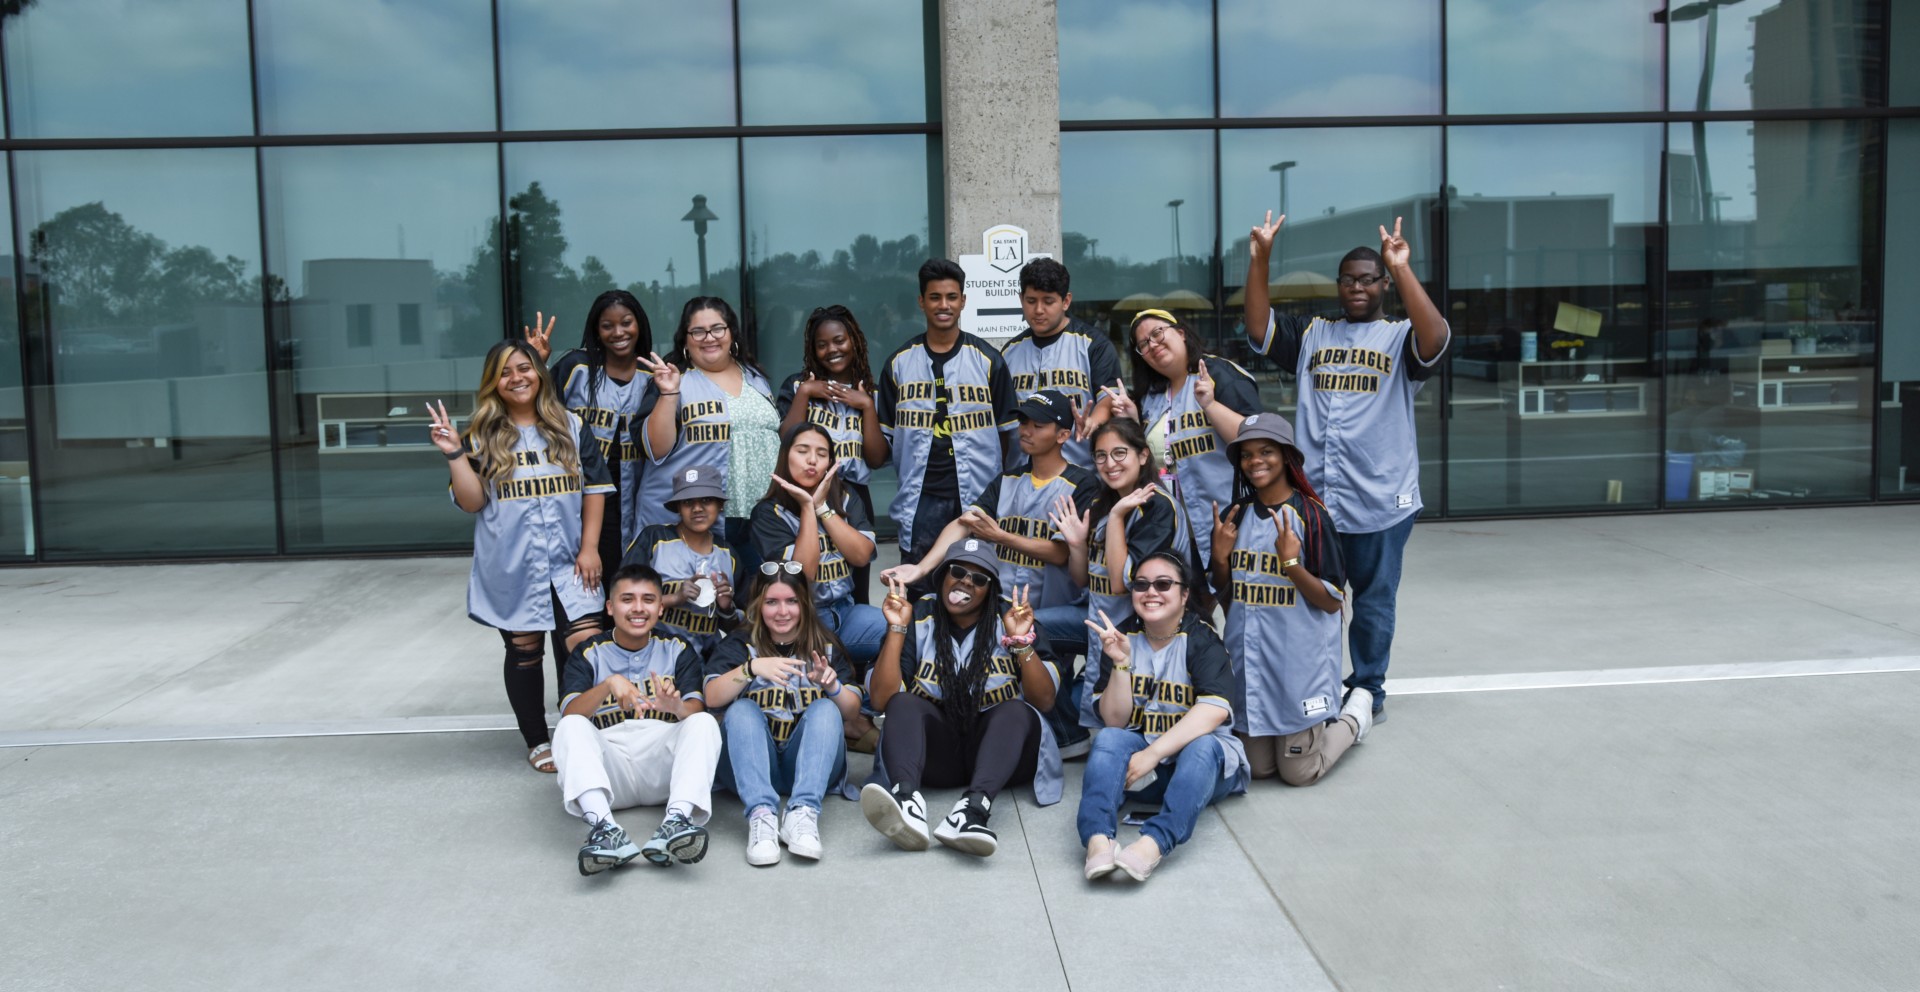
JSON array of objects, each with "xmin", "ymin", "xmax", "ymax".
[
  {"xmin": 0, "ymin": 3, "xmax": 939, "ymax": 561},
  {"xmin": 1064, "ymin": 2, "xmax": 1912, "ymax": 519}
]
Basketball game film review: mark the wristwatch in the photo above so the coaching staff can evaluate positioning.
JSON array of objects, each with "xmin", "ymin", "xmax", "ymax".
[{"xmin": 1280, "ymin": 557, "xmax": 1302, "ymax": 571}]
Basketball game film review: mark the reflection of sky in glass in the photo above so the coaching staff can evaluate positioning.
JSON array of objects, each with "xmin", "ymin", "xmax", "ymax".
[
  {"xmin": 499, "ymin": 0, "xmax": 735, "ymax": 129},
  {"xmin": 262, "ymin": 145, "xmax": 497, "ymax": 297},
  {"xmin": 1668, "ymin": 0, "xmax": 1877, "ymax": 111},
  {"xmin": 1668, "ymin": 121, "xmax": 1757, "ymax": 221},
  {"xmin": 504, "ymin": 140, "xmax": 741, "ymax": 330},
  {"xmin": 1897, "ymin": 7, "xmax": 1920, "ymax": 105},
  {"xmin": 1219, "ymin": 0, "xmax": 1438, "ymax": 117},
  {"xmin": 1451, "ymin": 125, "xmax": 1661, "ymax": 222},
  {"xmin": 1671, "ymin": 119, "xmax": 1866, "ymax": 270},
  {"xmin": 1220, "ymin": 128, "xmax": 1440, "ymax": 281},
  {"xmin": 743, "ymin": 136, "xmax": 930, "ymax": 263},
  {"xmin": 1448, "ymin": 0, "xmax": 1662, "ymax": 113},
  {"xmin": 1061, "ymin": 130, "xmax": 1214, "ymax": 272},
  {"xmin": 15, "ymin": 149, "xmax": 262, "ymax": 269},
  {"xmin": 1059, "ymin": 0, "xmax": 1210, "ymax": 119},
  {"xmin": 4, "ymin": 0, "xmax": 253, "ymax": 138},
  {"xmin": 738, "ymin": 0, "xmax": 930, "ymax": 125},
  {"xmin": 254, "ymin": 0, "xmax": 495, "ymax": 134}
]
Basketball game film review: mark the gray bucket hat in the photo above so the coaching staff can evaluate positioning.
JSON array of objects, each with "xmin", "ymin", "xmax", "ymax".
[
  {"xmin": 664, "ymin": 464, "xmax": 726, "ymax": 507},
  {"xmin": 1225, "ymin": 411, "xmax": 1298, "ymax": 461}
]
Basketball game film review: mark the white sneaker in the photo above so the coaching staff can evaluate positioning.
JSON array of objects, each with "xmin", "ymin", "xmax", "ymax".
[
  {"xmin": 860, "ymin": 782, "xmax": 930, "ymax": 851},
  {"xmin": 932, "ymin": 792, "xmax": 998, "ymax": 857},
  {"xmin": 745, "ymin": 806, "xmax": 781, "ymax": 866},
  {"xmin": 780, "ymin": 806, "xmax": 823, "ymax": 860},
  {"xmin": 1342, "ymin": 687, "xmax": 1375, "ymax": 744}
]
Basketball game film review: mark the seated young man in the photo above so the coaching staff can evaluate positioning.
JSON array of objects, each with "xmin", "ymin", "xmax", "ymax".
[
  {"xmin": 879, "ymin": 389, "xmax": 1097, "ymax": 755},
  {"xmin": 552, "ymin": 563, "xmax": 722, "ymax": 875}
]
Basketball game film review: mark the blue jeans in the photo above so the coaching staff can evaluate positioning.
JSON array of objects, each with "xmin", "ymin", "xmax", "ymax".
[
  {"xmin": 1033, "ymin": 603, "xmax": 1090, "ymax": 744},
  {"xmin": 820, "ymin": 600, "xmax": 887, "ymax": 668},
  {"xmin": 719, "ymin": 697, "xmax": 846, "ymax": 815},
  {"xmin": 1336, "ymin": 514, "xmax": 1415, "ymax": 709},
  {"xmin": 1076, "ymin": 730, "xmax": 1232, "ymax": 856}
]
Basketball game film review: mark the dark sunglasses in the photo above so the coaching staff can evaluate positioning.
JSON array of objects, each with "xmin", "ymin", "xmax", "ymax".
[
  {"xmin": 1128, "ymin": 577, "xmax": 1186, "ymax": 593},
  {"xmin": 944, "ymin": 562, "xmax": 993, "ymax": 587},
  {"xmin": 759, "ymin": 560, "xmax": 804, "ymax": 576}
]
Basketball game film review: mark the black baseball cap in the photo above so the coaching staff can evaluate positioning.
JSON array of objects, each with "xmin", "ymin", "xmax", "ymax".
[{"xmin": 1015, "ymin": 389, "xmax": 1074, "ymax": 428}]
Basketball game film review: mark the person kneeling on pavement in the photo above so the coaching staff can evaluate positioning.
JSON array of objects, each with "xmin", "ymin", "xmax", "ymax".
[
  {"xmin": 553, "ymin": 563, "xmax": 721, "ymax": 875},
  {"xmin": 703, "ymin": 562, "xmax": 862, "ymax": 866},
  {"xmin": 861, "ymin": 539, "xmax": 1066, "ymax": 856}
]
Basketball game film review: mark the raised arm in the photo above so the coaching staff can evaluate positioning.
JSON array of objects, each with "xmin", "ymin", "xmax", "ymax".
[
  {"xmin": 1381, "ymin": 217, "xmax": 1447, "ymax": 363},
  {"xmin": 1243, "ymin": 211, "xmax": 1284, "ymax": 352}
]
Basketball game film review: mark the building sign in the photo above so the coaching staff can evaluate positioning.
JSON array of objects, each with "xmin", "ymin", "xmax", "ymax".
[{"xmin": 959, "ymin": 224, "xmax": 1051, "ymax": 347}]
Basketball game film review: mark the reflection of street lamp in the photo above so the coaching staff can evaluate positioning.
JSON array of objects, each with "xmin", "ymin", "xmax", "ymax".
[
  {"xmin": 681, "ymin": 194, "xmax": 718, "ymax": 292},
  {"xmin": 1269, "ymin": 160, "xmax": 1296, "ymax": 264},
  {"xmin": 1166, "ymin": 199, "xmax": 1185, "ymax": 261},
  {"xmin": 665, "ymin": 258, "xmax": 676, "ymax": 290},
  {"xmin": 1656, "ymin": 0, "xmax": 1740, "ymax": 224}
]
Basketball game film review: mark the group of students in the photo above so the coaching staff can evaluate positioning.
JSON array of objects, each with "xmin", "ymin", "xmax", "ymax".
[{"xmin": 426, "ymin": 213, "xmax": 1448, "ymax": 881}]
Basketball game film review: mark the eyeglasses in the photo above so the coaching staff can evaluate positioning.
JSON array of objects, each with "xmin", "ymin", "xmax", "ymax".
[
  {"xmin": 1336, "ymin": 274, "xmax": 1386, "ymax": 289},
  {"xmin": 687, "ymin": 324, "xmax": 730, "ymax": 342},
  {"xmin": 943, "ymin": 562, "xmax": 993, "ymax": 588},
  {"xmin": 1132, "ymin": 325, "xmax": 1172, "ymax": 354},
  {"xmin": 1128, "ymin": 577, "xmax": 1186, "ymax": 593},
  {"xmin": 1092, "ymin": 447, "xmax": 1136, "ymax": 466},
  {"xmin": 759, "ymin": 560, "xmax": 804, "ymax": 576}
]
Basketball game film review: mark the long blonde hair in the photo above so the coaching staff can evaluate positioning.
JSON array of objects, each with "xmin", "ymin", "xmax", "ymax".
[{"xmin": 465, "ymin": 340, "xmax": 580, "ymax": 487}]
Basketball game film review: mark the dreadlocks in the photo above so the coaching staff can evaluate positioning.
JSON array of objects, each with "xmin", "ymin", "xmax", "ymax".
[{"xmin": 930, "ymin": 570, "xmax": 1004, "ymax": 731}]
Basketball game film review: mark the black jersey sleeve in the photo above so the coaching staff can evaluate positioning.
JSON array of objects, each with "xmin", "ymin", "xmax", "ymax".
[
  {"xmin": 672, "ymin": 639, "xmax": 708, "ymax": 701},
  {"xmin": 969, "ymin": 475, "xmax": 1006, "ymax": 516},
  {"xmin": 577, "ymin": 416, "xmax": 613, "ymax": 489},
  {"xmin": 776, "ymin": 371, "xmax": 804, "ymax": 419},
  {"xmin": 748, "ymin": 499, "xmax": 798, "ymax": 564},
  {"xmin": 1268, "ymin": 313, "xmax": 1311, "ymax": 371},
  {"xmin": 1184, "ymin": 622, "xmax": 1237, "ymax": 708},
  {"xmin": 1085, "ymin": 325, "xmax": 1125, "ymax": 396},
  {"xmin": 1124, "ymin": 493, "xmax": 1180, "ymax": 568},
  {"xmin": 558, "ymin": 636, "xmax": 602, "ymax": 706},
  {"xmin": 1209, "ymin": 356, "xmax": 1264, "ymax": 417},
  {"xmin": 704, "ymin": 630, "xmax": 751, "ymax": 686},
  {"xmin": 1402, "ymin": 318, "xmax": 1449, "ymax": 382},
  {"xmin": 986, "ymin": 346, "xmax": 1018, "ymax": 429}
]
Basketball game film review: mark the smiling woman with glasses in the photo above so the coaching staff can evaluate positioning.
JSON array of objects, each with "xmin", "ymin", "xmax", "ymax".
[
  {"xmin": 632, "ymin": 297, "xmax": 779, "ymax": 578},
  {"xmin": 861, "ymin": 539, "xmax": 1067, "ymax": 859},
  {"xmin": 1078, "ymin": 551, "xmax": 1246, "ymax": 883},
  {"xmin": 1114, "ymin": 308, "xmax": 1264, "ymax": 597}
]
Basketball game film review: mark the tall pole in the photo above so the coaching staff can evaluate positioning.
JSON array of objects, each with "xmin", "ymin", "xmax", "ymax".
[
  {"xmin": 1167, "ymin": 198, "xmax": 1185, "ymax": 263},
  {"xmin": 1270, "ymin": 160, "xmax": 1296, "ymax": 270},
  {"xmin": 682, "ymin": 194, "xmax": 719, "ymax": 294}
]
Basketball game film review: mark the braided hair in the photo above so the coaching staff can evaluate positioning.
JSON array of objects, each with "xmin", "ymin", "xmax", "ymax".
[
  {"xmin": 1228, "ymin": 438, "xmax": 1332, "ymax": 579},
  {"xmin": 930, "ymin": 568, "xmax": 1004, "ymax": 731},
  {"xmin": 801, "ymin": 304, "xmax": 877, "ymax": 392},
  {"xmin": 575, "ymin": 290, "xmax": 654, "ymax": 412}
]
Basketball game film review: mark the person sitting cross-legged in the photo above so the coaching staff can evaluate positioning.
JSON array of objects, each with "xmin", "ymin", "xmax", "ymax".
[{"xmin": 552, "ymin": 563, "xmax": 722, "ymax": 875}]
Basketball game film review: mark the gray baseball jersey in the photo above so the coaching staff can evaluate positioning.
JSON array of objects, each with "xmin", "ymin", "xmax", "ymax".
[
  {"xmin": 1000, "ymin": 316, "xmax": 1123, "ymax": 468},
  {"xmin": 1138, "ymin": 355, "xmax": 1262, "ymax": 569},
  {"xmin": 461, "ymin": 414, "xmax": 614, "ymax": 631},
  {"xmin": 877, "ymin": 332, "xmax": 1017, "ymax": 550},
  {"xmin": 969, "ymin": 462, "xmax": 1099, "ymax": 608},
  {"xmin": 623, "ymin": 522, "xmax": 739, "ymax": 655},
  {"xmin": 558, "ymin": 628, "xmax": 706, "ymax": 729},
  {"xmin": 747, "ymin": 493, "xmax": 875, "ymax": 608},
  {"xmin": 704, "ymin": 631, "xmax": 861, "ymax": 744},
  {"xmin": 1079, "ymin": 486, "xmax": 1190, "ymax": 728},
  {"xmin": 554, "ymin": 352, "xmax": 644, "ymax": 544},
  {"xmin": 1090, "ymin": 614, "xmax": 1250, "ymax": 791},
  {"xmin": 1221, "ymin": 494, "xmax": 1348, "ymax": 737},
  {"xmin": 632, "ymin": 365, "xmax": 773, "ymax": 528},
  {"xmin": 776, "ymin": 372, "xmax": 875, "ymax": 487},
  {"xmin": 873, "ymin": 597, "xmax": 1066, "ymax": 805},
  {"xmin": 1255, "ymin": 313, "xmax": 1448, "ymax": 533}
]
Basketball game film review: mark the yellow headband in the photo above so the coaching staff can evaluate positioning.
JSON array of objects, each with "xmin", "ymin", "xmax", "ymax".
[{"xmin": 1130, "ymin": 308, "xmax": 1178, "ymax": 329}]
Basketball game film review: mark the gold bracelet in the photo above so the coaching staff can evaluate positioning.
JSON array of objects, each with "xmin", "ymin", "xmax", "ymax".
[{"xmin": 1280, "ymin": 557, "xmax": 1302, "ymax": 571}]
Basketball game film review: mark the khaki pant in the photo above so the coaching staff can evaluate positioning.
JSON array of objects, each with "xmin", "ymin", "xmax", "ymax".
[{"xmin": 1240, "ymin": 715, "xmax": 1360, "ymax": 787}]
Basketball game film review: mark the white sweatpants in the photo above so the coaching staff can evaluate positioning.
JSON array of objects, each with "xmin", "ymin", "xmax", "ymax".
[{"xmin": 552, "ymin": 711, "xmax": 721, "ymax": 824}]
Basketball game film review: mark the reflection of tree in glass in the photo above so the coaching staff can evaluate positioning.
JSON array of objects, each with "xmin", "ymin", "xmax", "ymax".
[{"xmin": 28, "ymin": 202, "xmax": 269, "ymax": 328}]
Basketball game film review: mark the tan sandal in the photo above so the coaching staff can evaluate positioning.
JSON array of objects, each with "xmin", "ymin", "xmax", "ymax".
[{"xmin": 528, "ymin": 742, "xmax": 557, "ymax": 773}]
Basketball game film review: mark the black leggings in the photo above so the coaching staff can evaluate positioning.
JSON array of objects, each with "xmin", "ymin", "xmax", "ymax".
[
  {"xmin": 880, "ymin": 691, "xmax": 1040, "ymax": 799},
  {"xmin": 848, "ymin": 482, "xmax": 874, "ymax": 606},
  {"xmin": 502, "ymin": 587, "xmax": 606, "ymax": 750}
]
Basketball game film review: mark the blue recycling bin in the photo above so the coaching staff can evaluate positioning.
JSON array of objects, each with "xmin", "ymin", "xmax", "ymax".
[{"xmin": 1664, "ymin": 452, "xmax": 1694, "ymax": 502}]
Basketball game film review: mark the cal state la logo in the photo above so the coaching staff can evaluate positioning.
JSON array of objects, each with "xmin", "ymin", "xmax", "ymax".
[
  {"xmin": 986, "ymin": 225, "xmax": 1026, "ymax": 273},
  {"xmin": 964, "ymin": 539, "xmax": 981, "ymax": 552},
  {"xmin": 1245, "ymin": 414, "xmax": 1260, "ymax": 428},
  {"xmin": 684, "ymin": 469, "xmax": 698, "ymax": 482}
]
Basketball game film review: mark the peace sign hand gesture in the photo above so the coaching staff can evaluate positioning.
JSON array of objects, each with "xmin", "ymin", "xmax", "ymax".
[
  {"xmin": 1069, "ymin": 394, "xmax": 1096, "ymax": 442},
  {"xmin": 638, "ymin": 352, "xmax": 682, "ymax": 395},
  {"xmin": 1250, "ymin": 210, "xmax": 1286, "ymax": 260},
  {"xmin": 1103, "ymin": 379, "xmax": 1140, "ymax": 422},
  {"xmin": 1210, "ymin": 500, "xmax": 1238, "ymax": 567},
  {"xmin": 1002, "ymin": 584, "xmax": 1035, "ymax": 640},
  {"xmin": 1379, "ymin": 216, "xmax": 1410, "ymax": 271},
  {"xmin": 1084, "ymin": 609, "xmax": 1130, "ymax": 666},
  {"xmin": 427, "ymin": 400, "xmax": 464, "ymax": 457},
  {"xmin": 1261, "ymin": 504, "xmax": 1302, "ymax": 563},
  {"xmin": 808, "ymin": 650, "xmax": 841, "ymax": 695},
  {"xmin": 523, "ymin": 311, "xmax": 557, "ymax": 362},
  {"xmin": 881, "ymin": 574, "xmax": 914, "ymax": 627},
  {"xmin": 1193, "ymin": 358, "xmax": 1216, "ymax": 408}
]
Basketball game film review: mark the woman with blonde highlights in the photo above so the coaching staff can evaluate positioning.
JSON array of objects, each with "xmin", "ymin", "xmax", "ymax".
[{"xmin": 430, "ymin": 339, "xmax": 615, "ymax": 773}]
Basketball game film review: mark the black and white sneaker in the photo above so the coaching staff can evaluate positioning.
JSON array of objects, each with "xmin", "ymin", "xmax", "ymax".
[
  {"xmin": 578, "ymin": 817, "xmax": 640, "ymax": 876},
  {"xmin": 860, "ymin": 782, "xmax": 930, "ymax": 851},
  {"xmin": 932, "ymin": 791, "xmax": 998, "ymax": 857},
  {"xmin": 640, "ymin": 812, "xmax": 709, "ymax": 866}
]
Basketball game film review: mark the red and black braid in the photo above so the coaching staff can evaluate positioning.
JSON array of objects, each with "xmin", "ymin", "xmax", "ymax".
[{"xmin": 1283, "ymin": 447, "xmax": 1331, "ymax": 576}]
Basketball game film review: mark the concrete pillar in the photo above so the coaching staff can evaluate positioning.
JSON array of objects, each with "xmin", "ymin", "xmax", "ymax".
[{"xmin": 938, "ymin": 0, "xmax": 1062, "ymax": 258}]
